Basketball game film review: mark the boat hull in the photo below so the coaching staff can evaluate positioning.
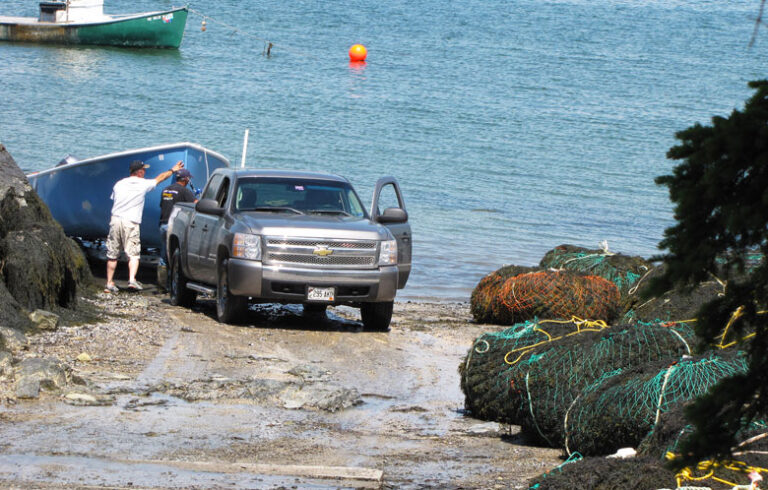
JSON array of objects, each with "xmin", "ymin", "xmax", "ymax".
[
  {"xmin": 27, "ymin": 143, "xmax": 229, "ymax": 249},
  {"xmin": 0, "ymin": 7, "xmax": 187, "ymax": 48}
]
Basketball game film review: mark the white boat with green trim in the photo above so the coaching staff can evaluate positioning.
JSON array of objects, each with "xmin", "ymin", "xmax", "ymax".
[{"xmin": 0, "ymin": 0, "xmax": 188, "ymax": 48}]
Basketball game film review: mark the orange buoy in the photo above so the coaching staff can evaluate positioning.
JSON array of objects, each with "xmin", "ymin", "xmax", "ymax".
[{"xmin": 349, "ymin": 44, "xmax": 367, "ymax": 62}]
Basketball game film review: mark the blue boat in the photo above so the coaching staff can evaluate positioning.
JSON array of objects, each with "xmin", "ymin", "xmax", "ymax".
[{"xmin": 27, "ymin": 142, "xmax": 230, "ymax": 249}]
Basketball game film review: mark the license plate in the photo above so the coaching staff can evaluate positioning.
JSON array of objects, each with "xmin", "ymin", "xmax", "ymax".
[{"xmin": 307, "ymin": 286, "xmax": 335, "ymax": 302}]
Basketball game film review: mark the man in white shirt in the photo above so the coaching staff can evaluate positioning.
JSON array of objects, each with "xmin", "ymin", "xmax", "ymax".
[{"xmin": 105, "ymin": 159, "xmax": 184, "ymax": 293}]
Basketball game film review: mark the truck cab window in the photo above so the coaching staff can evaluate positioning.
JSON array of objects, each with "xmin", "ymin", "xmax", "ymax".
[
  {"xmin": 377, "ymin": 183, "xmax": 403, "ymax": 215},
  {"xmin": 215, "ymin": 178, "xmax": 230, "ymax": 208},
  {"xmin": 236, "ymin": 186, "xmax": 259, "ymax": 211},
  {"xmin": 201, "ymin": 175, "xmax": 223, "ymax": 201}
]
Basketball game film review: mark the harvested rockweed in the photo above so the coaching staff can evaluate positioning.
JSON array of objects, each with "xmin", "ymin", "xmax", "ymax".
[{"xmin": 497, "ymin": 270, "xmax": 620, "ymax": 324}]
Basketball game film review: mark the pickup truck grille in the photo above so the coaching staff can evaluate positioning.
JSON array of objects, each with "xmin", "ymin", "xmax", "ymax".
[{"xmin": 264, "ymin": 237, "xmax": 378, "ymax": 268}]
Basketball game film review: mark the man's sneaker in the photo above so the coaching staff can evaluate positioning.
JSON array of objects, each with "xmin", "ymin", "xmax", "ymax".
[
  {"xmin": 127, "ymin": 280, "xmax": 143, "ymax": 291},
  {"xmin": 104, "ymin": 284, "xmax": 119, "ymax": 294}
]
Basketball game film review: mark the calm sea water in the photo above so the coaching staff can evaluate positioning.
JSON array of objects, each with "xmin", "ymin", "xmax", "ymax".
[{"xmin": 1, "ymin": 0, "xmax": 765, "ymax": 301}]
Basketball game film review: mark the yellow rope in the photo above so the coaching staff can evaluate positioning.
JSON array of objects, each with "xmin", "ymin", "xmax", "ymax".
[
  {"xmin": 503, "ymin": 317, "xmax": 609, "ymax": 366},
  {"xmin": 653, "ymin": 307, "xmax": 763, "ymax": 350},
  {"xmin": 715, "ymin": 307, "xmax": 767, "ymax": 349},
  {"xmin": 670, "ymin": 454, "xmax": 768, "ymax": 488}
]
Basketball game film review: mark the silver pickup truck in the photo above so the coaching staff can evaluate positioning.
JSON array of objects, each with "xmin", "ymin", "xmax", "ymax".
[{"xmin": 166, "ymin": 168, "xmax": 412, "ymax": 331}]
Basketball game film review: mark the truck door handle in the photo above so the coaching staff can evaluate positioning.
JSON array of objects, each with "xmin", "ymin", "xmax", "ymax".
[
  {"xmin": 202, "ymin": 225, "xmax": 209, "ymax": 232},
  {"xmin": 190, "ymin": 223, "xmax": 196, "ymax": 229}
]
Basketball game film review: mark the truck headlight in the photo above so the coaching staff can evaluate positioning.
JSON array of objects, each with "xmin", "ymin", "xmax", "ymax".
[
  {"xmin": 379, "ymin": 239, "xmax": 397, "ymax": 266},
  {"xmin": 233, "ymin": 233, "xmax": 262, "ymax": 260}
]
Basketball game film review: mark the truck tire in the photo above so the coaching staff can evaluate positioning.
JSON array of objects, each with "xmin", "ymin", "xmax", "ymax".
[
  {"xmin": 170, "ymin": 249, "xmax": 197, "ymax": 307},
  {"xmin": 360, "ymin": 301, "xmax": 393, "ymax": 332},
  {"xmin": 216, "ymin": 257, "xmax": 248, "ymax": 324}
]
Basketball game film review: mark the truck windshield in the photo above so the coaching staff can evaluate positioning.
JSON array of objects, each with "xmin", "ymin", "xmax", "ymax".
[{"xmin": 234, "ymin": 177, "xmax": 367, "ymax": 218}]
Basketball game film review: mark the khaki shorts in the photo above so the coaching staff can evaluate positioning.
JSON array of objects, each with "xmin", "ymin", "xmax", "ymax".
[{"xmin": 106, "ymin": 217, "xmax": 141, "ymax": 260}]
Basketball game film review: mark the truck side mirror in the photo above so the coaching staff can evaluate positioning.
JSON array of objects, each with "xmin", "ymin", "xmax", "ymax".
[
  {"xmin": 195, "ymin": 198, "xmax": 225, "ymax": 216},
  {"xmin": 377, "ymin": 207, "xmax": 408, "ymax": 224}
]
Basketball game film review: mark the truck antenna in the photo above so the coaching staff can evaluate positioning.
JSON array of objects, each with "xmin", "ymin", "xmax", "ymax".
[{"xmin": 241, "ymin": 128, "xmax": 249, "ymax": 168}]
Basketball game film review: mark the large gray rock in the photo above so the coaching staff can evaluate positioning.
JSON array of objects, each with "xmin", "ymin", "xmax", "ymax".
[
  {"xmin": 0, "ymin": 351, "xmax": 12, "ymax": 377},
  {"xmin": 0, "ymin": 326, "xmax": 28, "ymax": 352},
  {"xmin": 0, "ymin": 143, "xmax": 32, "ymax": 197},
  {"xmin": 29, "ymin": 309, "xmax": 60, "ymax": 331},
  {"xmin": 0, "ymin": 144, "xmax": 92, "ymax": 329},
  {"xmin": 63, "ymin": 392, "xmax": 115, "ymax": 406},
  {"xmin": 15, "ymin": 357, "xmax": 70, "ymax": 399}
]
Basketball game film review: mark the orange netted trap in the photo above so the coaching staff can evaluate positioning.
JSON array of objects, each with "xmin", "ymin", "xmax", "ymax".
[
  {"xmin": 498, "ymin": 270, "xmax": 620, "ymax": 323},
  {"xmin": 470, "ymin": 265, "xmax": 538, "ymax": 324}
]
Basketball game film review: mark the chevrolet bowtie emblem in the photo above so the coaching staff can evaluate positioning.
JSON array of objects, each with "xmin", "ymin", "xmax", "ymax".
[{"xmin": 313, "ymin": 245, "xmax": 333, "ymax": 257}]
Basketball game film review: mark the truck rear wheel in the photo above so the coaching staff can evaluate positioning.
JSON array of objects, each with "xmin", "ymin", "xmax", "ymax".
[
  {"xmin": 360, "ymin": 301, "xmax": 393, "ymax": 332},
  {"xmin": 170, "ymin": 249, "xmax": 197, "ymax": 307},
  {"xmin": 216, "ymin": 258, "xmax": 248, "ymax": 324}
]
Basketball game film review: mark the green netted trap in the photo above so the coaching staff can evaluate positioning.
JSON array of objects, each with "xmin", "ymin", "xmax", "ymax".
[
  {"xmin": 517, "ymin": 323, "xmax": 698, "ymax": 448},
  {"xmin": 529, "ymin": 449, "xmax": 768, "ymax": 490},
  {"xmin": 460, "ymin": 319, "xmax": 599, "ymax": 423},
  {"xmin": 529, "ymin": 352, "xmax": 766, "ymax": 489},
  {"xmin": 497, "ymin": 270, "xmax": 621, "ymax": 325},
  {"xmin": 639, "ymin": 408, "xmax": 768, "ymax": 490},
  {"xmin": 669, "ymin": 428, "xmax": 768, "ymax": 490},
  {"xmin": 564, "ymin": 350, "xmax": 748, "ymax": 457},
  {"xmin": 622, "ymin": 264, "xmax": 725, "ymax": 324},
  {"xmin": 539, "ymin": 244, "xmax": 652, "ymax": 298},
  {"xmin": 460, "ymin": 320, "xmax": 696, "ymax": 440},
  {"xmin": 528, "ymin": 455, "xmax": 676, "ymax": 490},
  {"xmin": 639, "ymin": 398, "xmax": 768, "ymax": 461},
  {"xmin": 470, "ymin": 265, "xmax": 538, "ymax": 324},
  {"xmin": 636, "ymin": 402, "xmax": 692, "ymax": 460}
]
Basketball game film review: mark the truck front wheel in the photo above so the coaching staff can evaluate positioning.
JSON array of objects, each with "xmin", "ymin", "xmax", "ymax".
[
  {"xmin": 216, "ymin": 258, "xmax": 248, "ymax": 324},
  {"xmin": 170, "ymin": 249, "xmax": 197, "ymax": 307},
  {"xmin": 360, "ymin": 301, "xmax": 393, "ymax": 332}
]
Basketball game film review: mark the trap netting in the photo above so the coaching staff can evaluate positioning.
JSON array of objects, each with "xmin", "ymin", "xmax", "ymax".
[
  {"xmin": 528, "ymin": 455, "xmax": 677, "ymax": 490},
  {"xmin": 530, "ymin": 403, "xmax": 768, "ymax": 490},
  {"xmin": 460, "ymin": 320, "xmax": 695, "ymax": 439},
  {"xmin": 622, "ymin": 264, "xmax": 725, "ymax": 324},
  {"xmin": 460, "ymin": 319, "xmax": 599, "ymax": 423},
  {"xmin": 638, "ymin": 400, "xmax": 768, "ymax": 460},
  {"xmin": 539, "ymin": 244, "xmax": 652, "ymax": 298},
  {"xmin": 470, "ymin": 265, "xmax": 538, "ymax": 324},
  {"xmin": 636, "ymin": 402, "xmax": 693, "ymax": 460},
  {"xmin": 564, "ymin": 350, "xmax": 748, "ymax": 457},
  {"xmin": 497, "ymin": 270, "xmax": 621, "ymax": 324},
  {"xmin": 515, "ymin": 322, "xmax": 697, "ymax": 448},
  {"xmin": 669, "ymin": 421, "xmax": 768, "ymax": 490},
  {"xmin": 639, "ymin": 405, "xmax": 768, "ymax": 490}
]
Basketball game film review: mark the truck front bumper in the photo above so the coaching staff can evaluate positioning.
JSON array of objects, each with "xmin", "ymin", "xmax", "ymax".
[{"xmin": 227, "ymin": 259, "xmax": 398, "ymax": 303}]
